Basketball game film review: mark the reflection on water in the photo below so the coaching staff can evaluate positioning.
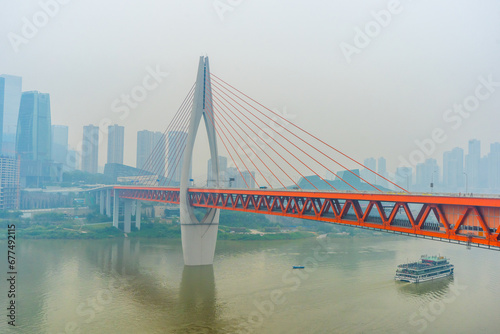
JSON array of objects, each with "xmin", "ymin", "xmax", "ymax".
[
  {"xmin": 84, "ymin": 238, "xmax": 142, "ymax": 276},
  {"xmin": 396, "ymin": 275, "xmax": 454, "ymax": 297},
  {"xmin": 83, "ymin": 238, "xmax": 224, "ymax": 333},
  {"xmin": 1, "ymin": 236, "xmax": 499, "ymax": 333},
  {"xmin": 176, "ymin": 266, "xmax": 217, "ymax": 333}
]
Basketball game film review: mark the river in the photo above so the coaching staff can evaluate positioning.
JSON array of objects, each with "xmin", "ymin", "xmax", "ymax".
[{"xmin": 1, "ymin": 234, "xmax": 499, "ymax": 333}]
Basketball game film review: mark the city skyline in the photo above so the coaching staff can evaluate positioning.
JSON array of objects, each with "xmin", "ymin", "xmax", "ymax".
[
  {"xmin": 4, "ymin": 68, "xmax": 499, "ymax": 180},
  {"xmin": 6, "ymin": 71, "xmax": 500, "ymax": 177},
  {"xmin": 2, "ymin": 1, "xmax": 499, "ymax": 177},
  {"xmin": 367, "ymin": 139, "xmax": 500, "ymax": 193},
  {"xmin": 1, "ymin": 3, "xmax": 499, "ymax": 332},
  {"xmin": 2, "ymin": 82, "xmax": 499, "ymax": 192}
]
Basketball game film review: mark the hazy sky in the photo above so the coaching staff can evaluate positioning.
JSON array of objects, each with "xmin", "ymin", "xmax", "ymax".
[{"xmin": 2, "ymin": 0, "xmax": 500, "ymax": 182}]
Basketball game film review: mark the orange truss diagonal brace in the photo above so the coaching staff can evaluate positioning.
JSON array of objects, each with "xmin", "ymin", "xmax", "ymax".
[
  {"xmin": 452, "ymin": 207, "xmax": 471, "ymax": 234},
  {"xmin": 433, "ymin": 204, "xmax": 450, "ymax": 233},
  {"xmin": 472, "ymin": 207, "xmax": 491, "ymax": 238},
  {"xmin": 402, "ymin": 203, "xmax": 416, "ymax": 228}
]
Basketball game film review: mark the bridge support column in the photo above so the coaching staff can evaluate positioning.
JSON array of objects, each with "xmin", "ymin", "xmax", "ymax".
[
  {"xmin": 181, "ymin": 217, "xmax": 219, "ymax": 266},
  {"xmin": 99, "ymin": 190, "xmax": 105, "ymax": 215},
  {"xmin": 135, "ymin": 201, "xmax": 142, "ymax": 230},
  {"xmin": 180, "ymin": 56, "xmax": 220, "ymax": 266},
  {"xmin": 113, "ymin": 190, "xmax": 119, "ymax": 228},
  {"xmin": 124, "ymin": 199, "xmax": 132, "ymax": 233},
  {"xmin": 106, "ymin": 189, "xmax": 111, "ymax": 217}
]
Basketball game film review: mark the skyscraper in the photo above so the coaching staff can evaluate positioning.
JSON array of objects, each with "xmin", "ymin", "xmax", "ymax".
[
  {"xmin": 479, "ymin": 156, "xmax": 489, "ymax": 189},
  {"xmin": 107, "ymin": 124, "xmax": 124, "ymax": 165},
  {"xmin": 426, "ymin": 158, "xmax": 439, "ymax": 191},
  {"xmin": 207, "ymin": 156, "xmax": 228, "ymax": 187},
  {"xmin": 465, "ymin": 139, "xmax": 480, "ymax": 189},
  {"xmin": 488, "ymin": 142, "xmax": 500, "ymax": 190},
  {"xmin": 415, "ymin": 158, "xmax": 439, "ymax": 191},
  {"xmin": 66, "ymin": 149, "xmax": 80, "ymax": 171},
  {"xmin": 0, "ymin": 156, "xmax": 20, "ymax": 209},
  {"xmin": 377, "ymin": 157, "xmax": 387, "ymax": 187},
  {"xmin": 0, "ymin": 74, "xmax": 22, "ymax": 156},
  {"xmin": 226, "ymin": 167, "xmax": 255, "ymax": 188},
  {"xmin": 51, "ymin": 125, "xmax": 68, "ymax": 166},
  {"xmin": 443, "ymin": 147, "xmax": 464, "ymax": 191},
  {"xmin": 167, "ymin": 131, "xmax": 189, "ymax": 184},
  {"xmin": 82, "ymin": 125, "xmax": 99, "ymax": 173},
  {"xmin": 362, "ymin": 157, "xmax": 376, "ymax": 185},
  {"xmin": 416, "ymin": 162, "xmax": 425, "ymax": 190},
  {"xmin": 16, "ymin": 91, "xmax": 52, "ymax": 162},
  {"xmin": 15, "ymin": 91, "xmax": 60, "ymax": 187},
  {"xmin": 0, "ymin": 77, "xmax": 4, "ymax": 152},
  {"xmin": 136, "ymin": 130, "xmax": 165, "ymax": 175},
  {"xmin": 395, "ymin": 166, "xmax": 412, "ymax": 191}
]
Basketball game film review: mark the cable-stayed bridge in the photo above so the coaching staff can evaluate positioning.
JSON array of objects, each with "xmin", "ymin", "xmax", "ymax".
[{"xmin": 91, "ymin": 57, "xmax": 500, "ymax": 265}]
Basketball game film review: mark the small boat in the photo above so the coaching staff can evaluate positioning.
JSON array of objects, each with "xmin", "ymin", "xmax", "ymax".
[{"xmin": 293, "ymin": 266, "xmax": 305, "ymax": 269}]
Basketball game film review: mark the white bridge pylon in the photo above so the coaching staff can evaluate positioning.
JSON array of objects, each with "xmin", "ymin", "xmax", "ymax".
[{"xmin": 180, "ymin": 56, "xmax": 220, "ymax": 266}]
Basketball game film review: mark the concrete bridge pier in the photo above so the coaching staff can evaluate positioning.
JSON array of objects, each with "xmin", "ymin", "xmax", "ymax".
[
  {"xmin": 113, "ymin": 190, "xmax": 119, "ymax": 228},
  {"xmin": 99, "ymin": 190, "xmax": 105, "ymax": 215},
  {"xmin": 106, "ymin": 189, "xmax": 111, "ymax": 217},
  {"xmin": 135, "ymin": 201, "xmax": 142, "ymax": 230},
  {"xmin": 124, "ymin": 199, "xmax": 132, "ymax": 233},
  {"xmin": 180, "ymin": 212, "xmax": 220, "ymax": 266}
]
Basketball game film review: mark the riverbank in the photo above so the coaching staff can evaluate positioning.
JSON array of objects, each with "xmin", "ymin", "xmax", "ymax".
[{"xmin": 0, "ymin": 221, "xmax": 316, "ymax": 241}]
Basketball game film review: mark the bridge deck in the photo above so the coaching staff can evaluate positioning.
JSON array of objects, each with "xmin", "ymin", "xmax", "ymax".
[{"xmin": 112, "ymin": 186, "xmax": 500, "ymax": 250}]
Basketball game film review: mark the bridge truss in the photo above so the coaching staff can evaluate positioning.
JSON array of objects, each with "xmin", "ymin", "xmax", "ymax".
[{"xmin": 115, "ymin": 186, "xmax": 500, "ymax": 250}]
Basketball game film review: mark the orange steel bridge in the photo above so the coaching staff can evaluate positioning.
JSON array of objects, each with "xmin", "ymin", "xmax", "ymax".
[{"xmin": 114, "ymin": 186, "xmax": 500, "ymax": 250}]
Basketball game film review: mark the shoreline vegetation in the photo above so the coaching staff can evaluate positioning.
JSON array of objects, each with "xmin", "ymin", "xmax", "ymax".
[{"xmin": 0, "ymin": 209, "xmax": 376, "ymax": 241}]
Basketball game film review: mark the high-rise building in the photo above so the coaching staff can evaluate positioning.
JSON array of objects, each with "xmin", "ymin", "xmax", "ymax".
[
  {"xmin": 66, "ymin": 149, "xmax": 80, "ymax": 171},
  {"xmin": 241, "ymin": 171, "xmax": 256, "ymax": 189},
  {"xmin": 167, "ymin": 131, "xmax": 189, "ymax": 184},
  {"xmin": 207, "ymin": 156, "xmax": 228, "ymax": 187},
  {"xmin": 51, "ymin": 125, "xmax": 68, "ymax": 166},
  {"xmin": 0, "ymin": 156, "xmax": 20, "ymax": 209},
  {"xmin": 226, "ymin": 167, "xmax": 256, "ymax": 188},
  {"xmin": 416, "ymin": 162, "xmax": 425, "ymax": 190},
  {"xmin": 107, "ymin": 124, "xmax": 124, "ymax": 165},
  {"xmin": 443, "ymin": 147, "xmax": 464, "ymax": 191},
  {"xmin": 488, "ymin": 142, "xmax": 500, "ymax": 191},
  {"xmin": 465, "ymin": 139, "xmax": 480, "ymax": 189},
  {"xmin": 416, "ymin": 158, "xmax": 439, "ymax": 191},
  {"xmin": 362, "ymin": 157, "xmax": 376, "ymax": 185},
  {"xmin": 427, "ymin": 158, "xmax": 439, "ymax": 191},
  {"xmin": 136, "ymin": 130, "xmax": 165, "ymax": 176},
  {"xmin": 479, "ymin": 156, "xmax": 489, "ymax": 189},
  {"xmin": 15, "ymin": 91, "xmax": 61, "ymax": 187},
  {"xmin": 16, "ymin": 91, "xmax": 51, "ymax": 162},
  {"xmin": 82, "ymin": 125, "xmax": 99, "ymax": 173},
  {"xmin": 395, "ymin": 166, "xmax": 412, "ymax": 191},
  {"xmin": 0, "ymin": 74, "xmax": 22, "ymax": 156},
  {"xmin": 377, "ymin": 157, "xmax": 387, "ymax": 187},
  {"xmin": 0, "ymin": 77, "xmax": 4, "ymax": 151}
]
